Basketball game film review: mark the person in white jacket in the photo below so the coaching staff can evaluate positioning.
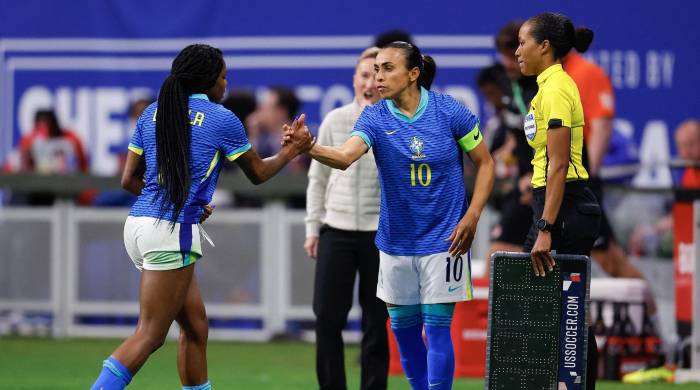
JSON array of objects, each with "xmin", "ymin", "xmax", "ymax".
[{"xmin": 304, "ymin": 46, "xmax": 388, "ymax": 390}]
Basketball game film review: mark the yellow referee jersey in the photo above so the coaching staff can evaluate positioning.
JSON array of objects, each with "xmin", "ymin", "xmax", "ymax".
[{"xmin": 524, "ymin": 64, "xmax": 588, "ymax": 188}]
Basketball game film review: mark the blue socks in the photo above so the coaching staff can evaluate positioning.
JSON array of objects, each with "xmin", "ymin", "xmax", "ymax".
[
  {"xmin": 423, "ymin": 303, "xmax": 455, "ymax": 390},
  {"xmin": 90, "ymin": 356, "xmax": 133, "ymax": 390},
  {"xmin": 89, "ymin": 356, "xmax": 211, "ymax": 390},
  {"xmin": 389, "ymin": 304, "xmax": 456, "ymax": 390},
  {"xmin": 183, "ymin": 381, "xmax": 212, "ymax": 390},
  {"xmin": 388, "ymin": 305, "xmax": 428, "ymax": 389}
]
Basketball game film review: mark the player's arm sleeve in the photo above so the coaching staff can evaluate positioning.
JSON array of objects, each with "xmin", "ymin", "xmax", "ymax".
[
  {"xmin": 127, "ymin": 116, "xmax": 145, "ymax": 155},
  {"xmin": 220, "ymin": 112, "xmax": 252, "ymax": 162},
  {"xmin": 350, "ymin": 106, "xmax": 376, "ymax": 151},
  {"xmin": 542, "ymin": 86, "xmax": 574, "ymax": 129},
  {"xmin": 305, "ymin": 113, "xmax": 334, "ymax": 238},
  {"xmin": 586, "ymin": 69, "xmax": 616, "ymax": 120},
  {"xmin": 450, "ymin": 97, "xmax": 483, "ymax": 153}
]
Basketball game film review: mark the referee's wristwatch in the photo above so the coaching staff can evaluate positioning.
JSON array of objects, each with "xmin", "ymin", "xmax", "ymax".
[{"xmin": 536, "ymin": 218, "xmax": 553, "ymax": 232}]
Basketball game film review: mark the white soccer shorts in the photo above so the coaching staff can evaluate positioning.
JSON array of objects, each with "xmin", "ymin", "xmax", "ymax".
[{"xmin": 376, "ymin": 250, "xmax": 473, "ymax": 305}]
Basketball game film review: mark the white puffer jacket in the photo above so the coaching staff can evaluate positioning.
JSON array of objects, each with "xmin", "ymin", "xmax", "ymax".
[{"xmin": 305, "ymin": 101, "xmax": 380, "ymax": 237}]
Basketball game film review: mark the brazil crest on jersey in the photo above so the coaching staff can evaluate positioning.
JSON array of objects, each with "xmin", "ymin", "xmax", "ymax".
[
  {"xmin": 128, "ymin": 94, "xmax": 251, "ymax": 224},
  {"xmin": 352, "ymin": 88, "xmax": 482, "ymax": 255}
]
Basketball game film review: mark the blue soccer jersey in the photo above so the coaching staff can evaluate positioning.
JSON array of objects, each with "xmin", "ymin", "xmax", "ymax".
[
  {"xmin": 127, "ymin": 94, "xmax": 251, "ymax": 223},
  {"xmin": 352, "ymin": 88, "xmax": 482, "ymax": 256}
]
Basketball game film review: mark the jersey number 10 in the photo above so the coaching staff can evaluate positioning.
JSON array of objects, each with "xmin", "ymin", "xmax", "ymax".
[{"xmin": 410, "ymin": 163, "xmax": 431, "ymax": 187}]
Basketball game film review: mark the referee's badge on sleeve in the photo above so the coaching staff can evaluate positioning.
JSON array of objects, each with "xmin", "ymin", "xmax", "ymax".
[{"xmin": 524, "ymin": 111, "xmax": 537, "ymax": 141}]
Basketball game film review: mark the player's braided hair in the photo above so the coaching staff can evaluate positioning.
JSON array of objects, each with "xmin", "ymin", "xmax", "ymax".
[
  {"xmin": 528, "ymin": 13, "xmax": 594, "ymax": 59},
  {"xmin": 381, "ymin": 41, "xmax": 436, "ymax": 91},
  {"xmin": 155, "ymin": 43, "xmax": 224, "ymax": 224}
]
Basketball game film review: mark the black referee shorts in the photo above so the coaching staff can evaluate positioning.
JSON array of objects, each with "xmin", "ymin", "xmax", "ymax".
[{"xmin": 523, "ymin": 181, "xmax": 602, "ymax": 256}]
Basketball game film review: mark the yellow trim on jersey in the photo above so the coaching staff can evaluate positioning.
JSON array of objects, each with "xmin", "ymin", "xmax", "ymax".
[
  {"xmin": 128, "ymin": 143, "xmax": 143, "ymax": 155},
  {"xmin": 201, "ymin": 151, "xmax": 220, "ymax": 182},
  {"xmin": 526, "ymin": 64, "xmax": 588, "ymax": 188},
  {"xmin": 226, "ymin": 143, "xmax": 252, "ymax": 162},
  {"xmin": 457, "ymin": 124, "xmax": 483, "ymax": 153}
]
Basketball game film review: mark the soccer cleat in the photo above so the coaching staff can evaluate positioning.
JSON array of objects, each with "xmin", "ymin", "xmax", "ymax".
[{"xmin": 622, "ymin": 365, "xmax": 675, "ymax": 384}]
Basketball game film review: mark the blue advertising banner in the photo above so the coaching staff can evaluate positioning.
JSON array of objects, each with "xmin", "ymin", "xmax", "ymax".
[
  {"xmin": 558, "ymin": 269, "xmax": 590, "ymax": 389},
  {"xmin": 1, "ymin": 0, "xmax": 697, "ymax": 178}
]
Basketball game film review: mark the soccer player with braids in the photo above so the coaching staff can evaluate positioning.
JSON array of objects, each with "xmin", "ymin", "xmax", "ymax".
[
  {"xmin": 285, "ymin": 42, "xmax": 495, "ymax": 390},
  {"xmin": 517, "ymin": 12, "xmax": 601, "ymax": 389},
  {"xmin": 90, "ymin": 44, "xmax": 308, "ymax": 390}
]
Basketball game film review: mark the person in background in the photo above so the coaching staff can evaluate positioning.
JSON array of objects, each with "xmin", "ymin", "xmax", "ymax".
[
  {"xmin": 673, "ymin": 119, "xmax": 700, "ymax": 187},
  {"xmin": 482, "ymin": 21, "xmax": 537, "ymax": 261},
  {"xmin": 248, "ymin": 86, "xmax": 307, "ymax": 208},
  {"xmin": 623, "ymin": 118, "xmax": 700, "ymax": 383},
  {"xmin": 495, "ymin": 21, "xmax": 539, "ymax": 107},
  {"xmin": 305, "ymin": 46, "xmax": 388, "ymax": 390},
  {"xmin": 13, "ymin": 109, "xmax": 89, "ymax": 205},
  {"xmin": 247, "ymin": 86, "xmax": 301, "ymax": 161},
  {"xmin": 221, "ymin": 90, "xmax": 260, "ymax": 207},
  {"xmin": 563, "ymin": 38, "xmax": 658, "ymax": 314},
  {"xmin": 628, "ymin": 119, "xmax": 700, "ymax": 256},
  {"xmin": 19, "ymin": 110, "xmax": 88, "ymax": 175}
]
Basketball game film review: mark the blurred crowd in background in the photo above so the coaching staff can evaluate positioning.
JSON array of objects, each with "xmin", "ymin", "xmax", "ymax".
[{"xmin": 0, "ymin": 26, "xmax": 698, "ymax": 264}]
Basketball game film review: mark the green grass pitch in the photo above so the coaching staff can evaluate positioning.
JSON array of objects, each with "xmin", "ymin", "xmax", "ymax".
[{"xmin": 0, "ymin": 337, "xmax": 694, "ymax": 389}]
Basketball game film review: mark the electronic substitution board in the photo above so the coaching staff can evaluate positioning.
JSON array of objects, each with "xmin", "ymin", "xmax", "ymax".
[{"xmin": 485, "ymin": 252, "xmax": 591, "ymax": 390}]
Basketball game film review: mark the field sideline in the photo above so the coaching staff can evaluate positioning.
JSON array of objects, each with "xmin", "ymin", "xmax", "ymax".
[{"xmin": 0, "ymin": 337, "xmax": 693, "ymax": 389}]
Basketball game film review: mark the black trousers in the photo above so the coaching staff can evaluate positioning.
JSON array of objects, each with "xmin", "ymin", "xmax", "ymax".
[
  {"xmin": 313, "ymin": 226, "xmax": 389, "ymax": 390},
  {"xmin": 523, "ymin": 181, "xmax": 601, "ymax": 390}
]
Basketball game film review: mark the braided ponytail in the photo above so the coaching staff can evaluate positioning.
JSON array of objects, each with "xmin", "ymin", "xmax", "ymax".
[{"xmin": 155, "ymin": 44, "xmax": 223, "ymax": 224}]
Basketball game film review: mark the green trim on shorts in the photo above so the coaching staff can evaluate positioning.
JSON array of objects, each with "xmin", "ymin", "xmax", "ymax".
[{"xmin": 143, "ymin": 251, "xmax": 201, "ymax": 270}]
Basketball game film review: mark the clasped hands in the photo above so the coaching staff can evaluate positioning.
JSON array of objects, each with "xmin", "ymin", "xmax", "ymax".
[{"xmin": 280, "ymin": 114, "xmax": 315, "ymax": 154}]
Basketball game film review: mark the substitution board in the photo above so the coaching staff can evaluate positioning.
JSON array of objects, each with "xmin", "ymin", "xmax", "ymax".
[{"xmin": 485, "ymin": 252, "xmax": 591, "ymax": 390}]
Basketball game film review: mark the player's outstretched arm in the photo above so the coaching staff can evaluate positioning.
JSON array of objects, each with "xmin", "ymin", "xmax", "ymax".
[
  {"xmin": 236, "ymin": 115, "xmax": 311, "ymax": 185},
  {"xmin": 308, "ymin": 136, "xmax": 368, "ymax": 170},
  {"xmin": 121, "ymin": 151, "xmax": 145, "ymax": 195},
  {"xmin": 447, "ymin": 141, "xmax": 495, "ymax": 256},
  {"xmin": 282, "ymin": 123, "xmax": 368, "ymax": 171}
]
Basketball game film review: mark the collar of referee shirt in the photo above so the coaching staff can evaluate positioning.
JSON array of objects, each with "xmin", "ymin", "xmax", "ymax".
[
  {"xmin": 536, "ymin": 63, "xmax": 563, "ymax": 86},
  {"xmin": 386, "ymin": 86, "xmax": 429, "ymax": 123},
  {"xmin": 190, "ymin": 93, "xmax": 210, "ymax": 100}
]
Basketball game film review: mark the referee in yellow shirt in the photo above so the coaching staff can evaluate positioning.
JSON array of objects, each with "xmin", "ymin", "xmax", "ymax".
[{"xmin": 516, "ymin": 12, "xmax": 602, "ymax": 389}]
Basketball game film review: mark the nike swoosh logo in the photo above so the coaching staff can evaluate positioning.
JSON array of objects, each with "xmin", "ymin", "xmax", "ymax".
[
  {"xmin": 385, "ymin": 130, "xmax": 398, "ymax": 135},
  {"xmin": 429, "ymin": 382, "xmax": 443, "ymax": 387},
  {"xmin": 473, "ymin": 132, "xmax": 480, "ymax": 140},
  {"xmin": 448, "ymin": 286, "xmax": 460, "ymax": 292}
]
